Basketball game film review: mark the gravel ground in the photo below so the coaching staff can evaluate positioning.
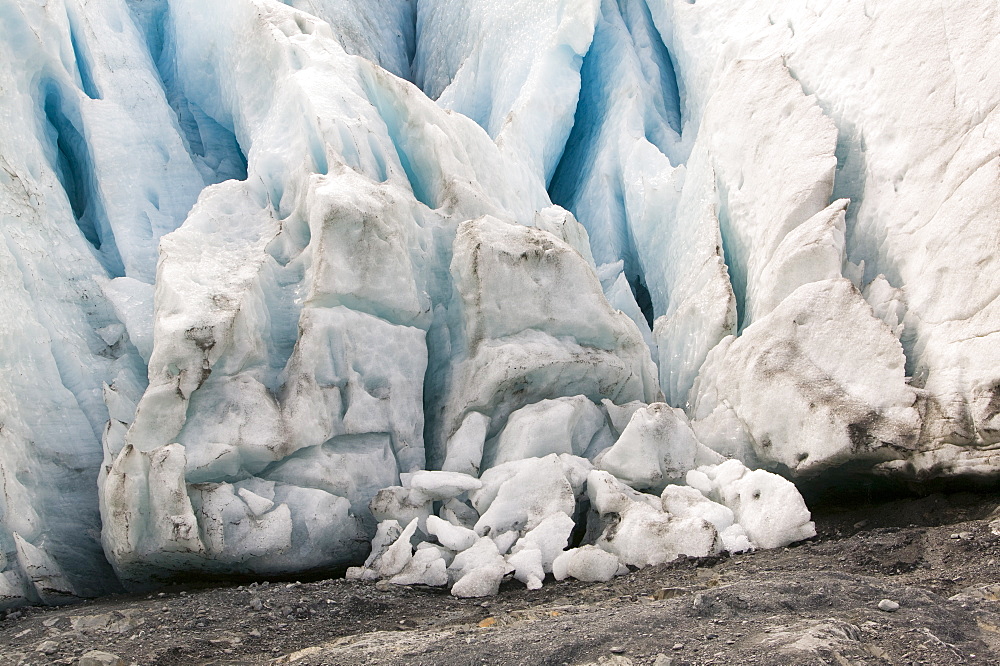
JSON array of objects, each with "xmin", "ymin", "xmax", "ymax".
[{"xmin": 3, "ymin": 491, "xmax": 1000, "ymax": 665}]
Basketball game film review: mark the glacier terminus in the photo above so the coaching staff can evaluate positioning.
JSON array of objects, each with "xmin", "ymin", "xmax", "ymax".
[{"xmin": 0, "ymin": 0, "xmax": 998, "ymax": 606}]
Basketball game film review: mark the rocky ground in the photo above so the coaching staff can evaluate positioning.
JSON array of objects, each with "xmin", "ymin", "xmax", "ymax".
[{"xmin": 3, "ymin": 490, "xmax": 1000, "ymax": 665}]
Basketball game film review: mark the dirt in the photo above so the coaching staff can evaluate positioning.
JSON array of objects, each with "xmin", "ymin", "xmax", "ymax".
[{"xmin": 3, "ymin": 491, "xmax": 1000, "ymax": 665}]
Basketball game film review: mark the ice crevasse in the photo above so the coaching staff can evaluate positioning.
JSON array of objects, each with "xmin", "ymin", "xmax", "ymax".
[{"xmin": 0, "ymin": 0, "xmax": 997, "ymax": 604}]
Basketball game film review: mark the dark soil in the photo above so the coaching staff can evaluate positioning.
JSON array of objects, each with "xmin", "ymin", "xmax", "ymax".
[{"xmin": 3, "ymin": 491, "xmax": 1000, "ymax": 665}]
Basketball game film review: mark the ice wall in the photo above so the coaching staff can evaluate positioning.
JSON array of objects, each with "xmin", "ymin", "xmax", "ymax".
[
  {"xmin": 0, "ymin": 0, "xmax": 997, "ymax": 604},
  {"xmin": 647, "ymin": 0, "xmax": 1000, "ymax": 475},
  {"xmin": 0, "ymin": 0, "xmax": 210, "ymax": 605}
]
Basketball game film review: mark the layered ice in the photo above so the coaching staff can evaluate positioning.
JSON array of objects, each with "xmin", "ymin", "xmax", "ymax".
[{"xmin": 0, "ymin": 0, "xmax": 998, "ymax": 605}]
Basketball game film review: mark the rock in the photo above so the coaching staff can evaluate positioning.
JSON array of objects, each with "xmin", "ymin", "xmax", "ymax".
[
  {"xmin": 79, "ymin": 651, "xmax": 125, "ymax": 666},
  {"xmin": 70, "ymin": 611, "xmax": 144, "ymax": 634},
  {"xmin": 878, "ymin": 599, "xmax": 900, "ymax": 612},
  {"xmin": 949, "ymin": 583, "xmax": 1000, "ymax": 603},
  {"xmin": 36, "ymin": 640, "xmax": 58, "ymax": 654},
  {"xmin": 653, "ymin": 587, "xmax": 693, "ymax": 600},
  {"xmin": 579, "ymin": 657, "xmax": 633, "ymax": 666},
  {"xmin": 610, "ymin": 646, "xmax": 625, "ymax": 654},
  {"xmin": 653, "ymin": 656, "xmax": 674, "ymax": 666}
]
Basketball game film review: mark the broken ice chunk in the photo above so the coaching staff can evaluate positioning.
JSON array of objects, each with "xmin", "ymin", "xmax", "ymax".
[
  {"xmin": 402, "ymin": 470, "xmax": 482, "ymax": 499},
  {"xmin": 509, "ymin": 512, "xmax": 576, "ymax": 574},
  {"xmin": 552, "ymin": 546, "xmax": 622, "ymax": 583},
  {"xmin": 448, "ymin": 538, "xmax": 510, "ymax": 598},
  {"xmin": 660, "ymin": 484, "xmax": 734, "ymax": 533},
  {"xmin": 600, "ymin": 403, "xmax": 722, "ymax": 491},
  {"xmin": 441, "ymin": 412, "xmax": 490, "ymax": 476},
  {"xmin": 426, "ymin": 514, "xmax": 478, "ymax": 552},
  {"xmin": 486, "ymin": 396, "xmax": 608, "ymax": 467},
  {"xmin": 473, "ymin": 455, "xmax": 576, "ymax": 536},
  {"xmin": 390, "ymin": 548, "xmax": 448, "ymax": 587},
  {"xmin": 506, "ymin": 548, "xmax": 545, "ymax": 590}
]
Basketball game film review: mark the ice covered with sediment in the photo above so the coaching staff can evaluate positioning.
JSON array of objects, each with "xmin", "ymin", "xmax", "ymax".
[{"xmin": 690, "ymin": 279, "xmax": 921, "ymax": 475}]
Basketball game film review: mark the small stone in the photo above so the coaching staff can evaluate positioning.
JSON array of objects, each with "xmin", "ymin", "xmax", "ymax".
[
  {"xmin": 878, "ymin": 599, "xmax": 900, "ymax": 612},
  {"xmin": 249, "ymin": 598, "xmax": 263, "ymax": 611},
  {"xmin": 654, "ymin": 587, "xmax": 689, "ymax": 600},
  {"xmin": 610, "ymin": 646, "xmax": 625, "ymax": 654},
  {"xmin": 158, "ymin": 592, "xmax": 166, "ymax": 598},
  {"xmin": 79, "ymin": 651, "xmax": 125, "ymax": 666},
  {"xmin": 36, "ymin": 640, "xmax": 59, "ymax": 655},
  {"xmin": 196, "ymin": 622, "xmax": 206, "ymax": 628},
  {"xmin": 854, "ymin": 520, "xmax": 869, "ymax": 529},
  {"xmin": 959, "ymin": 532, "xmax": 973, "ymax": 540},
  {"xmin": 249, "ymin": 629, "xmax": 262, "ymax": 638},
  {"xmin": 672, "ymin": 643, "xmax": 684, "ymax": 650},
  {"xmin": 179, "ymin": 591, "xmax": 187, "ymax": 596},
  {"xmin": 652, "ymin": 656, "xmax": 674, "ymax": 666},
  {"xmin": 950, "ymin": 533, "xmax": 961, "ymax": 539}
]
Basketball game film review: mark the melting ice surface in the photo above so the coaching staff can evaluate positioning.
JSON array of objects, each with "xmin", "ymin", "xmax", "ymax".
[{"xmin": 0, "ymin": 0, "xmax": 999, "ymax": 604}]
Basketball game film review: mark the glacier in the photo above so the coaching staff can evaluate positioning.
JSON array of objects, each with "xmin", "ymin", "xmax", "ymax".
[{"xmin": 0, "ymin": 0, "xmax": 998, "ymax": 605}]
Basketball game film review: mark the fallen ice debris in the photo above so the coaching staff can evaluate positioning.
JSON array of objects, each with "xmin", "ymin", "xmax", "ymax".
[{"xmin": 350, "ymin": 454, "xmax": 815, "ymax": 596}]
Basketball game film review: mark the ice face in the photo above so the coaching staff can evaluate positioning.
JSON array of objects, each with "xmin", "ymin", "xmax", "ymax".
[
  {"xmin": 650, "ymin": 0, "xmax": 1000, "ymax": 470},
  {"xmin": 415, "ymin": 0, "xmax": 600, "ymax": 185},
  {"xmin": 1, "ymin": 0, "xmax": 998, "ymax": 603},
  {"xmin": 0, "ymin": 0, "xmax": 213, "ymax": 606},
  {"xmin": 690, "ymin": 279, "xmax": 921, "ymax": 475}
]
